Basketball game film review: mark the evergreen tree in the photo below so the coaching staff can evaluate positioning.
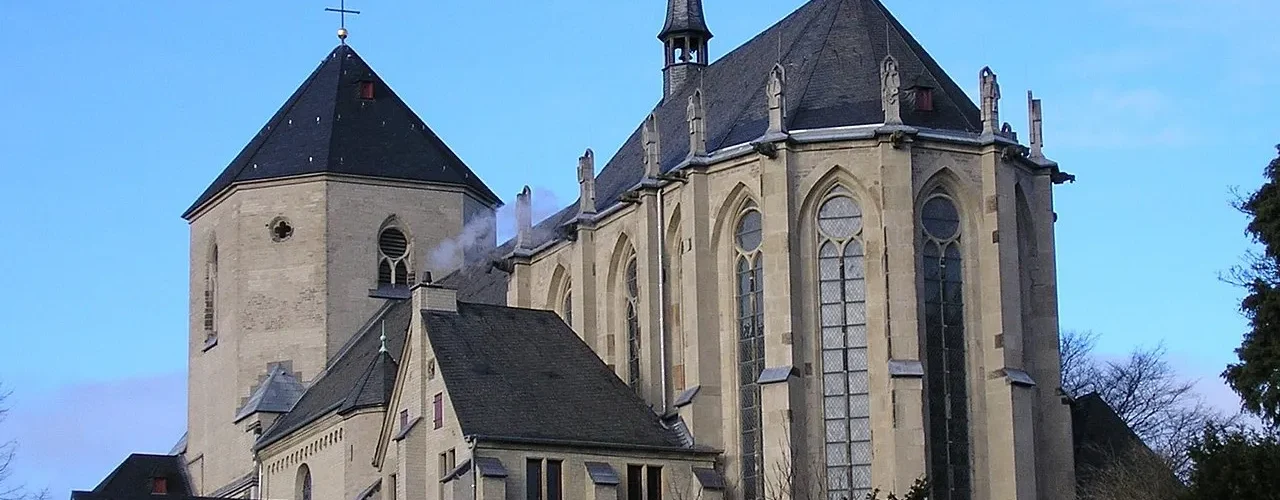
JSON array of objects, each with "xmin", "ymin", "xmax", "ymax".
[
  {"xmin": 1182, "ymin": 424, "xmax": 1280, "ymax": 500},
  {"xmin": 1225, "ymin": 145, "xmax": 1280, "ymax": 425}
]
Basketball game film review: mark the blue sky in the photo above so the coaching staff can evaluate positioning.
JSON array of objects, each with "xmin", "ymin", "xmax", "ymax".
[{"xmin": 1, "ymin": 0, "xmax": 1276, "ymax": 494}]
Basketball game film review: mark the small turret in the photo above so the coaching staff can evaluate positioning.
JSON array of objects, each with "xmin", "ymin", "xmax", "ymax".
[{"xmin": 660, "ymin": 0, "xmax": 713, "ymax": 97}]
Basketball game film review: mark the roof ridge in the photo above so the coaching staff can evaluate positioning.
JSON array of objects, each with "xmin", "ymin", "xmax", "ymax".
[
  {"xmin": 710, "ymin": 0, "xmax": 836, "ymax": 151},
  {"xmin": 783, "ymin": 0, "xmax": 845, "ymax": 132},
  {"xmin": 868, "ymin": 0, "xmax": 980, "ymax": 130},
  {"xmin": 183, "ymin": 48, "xmax": 340, "ymax": 218}
]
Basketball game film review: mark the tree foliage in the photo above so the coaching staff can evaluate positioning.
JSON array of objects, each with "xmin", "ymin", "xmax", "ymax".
[
  {"xmin": 1182, "ymin": 424, "xmax": 1280, "ymax": 500},
  {"xmin": 1226, "ymin": 145, "xmax": 1280, "ymax": 425}
]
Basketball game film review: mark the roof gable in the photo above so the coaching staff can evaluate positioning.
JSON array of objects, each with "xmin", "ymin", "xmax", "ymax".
[
  {"xmin": 184, "ymin": 45, "xmax": 499, "ymax": 219},
  {"xmin": 426, "ymin": 302, "xmax": 686, "ymax": 449},
  {"xmin": 255, "ymin": 300, "xmax": 412, "ymax": 449}
]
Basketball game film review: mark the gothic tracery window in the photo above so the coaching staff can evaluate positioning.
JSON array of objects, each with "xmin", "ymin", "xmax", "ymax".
[
  {"xmin": 920, "ymin": 193, "xmax": 970, "ymax": 500},
  {"xmin": 816, "ymin": 188, "xmax": 871, "ymax": 500},
  {"xmin": 734, "ymin": 203, "xmax": 765, "ymax": 500},
  {"xmin": 625, "ymin": 253, "xmax": 642, "ymax": 391},
  {"xmin": 377, "ymin": 226, "xmax": 411, "ymax": 288}
]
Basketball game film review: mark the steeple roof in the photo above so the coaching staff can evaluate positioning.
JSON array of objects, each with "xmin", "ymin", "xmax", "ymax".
[
  {"xmin": 183, "ymin": 45, "xmax": 499, "ymax": 219},
  {"xmin": 659, "ymin": 0, "xmax": 712, "ymax": 40},
  {"xmin": 496, "ymin": 0, "xmax": 983, "ymax": 257}
]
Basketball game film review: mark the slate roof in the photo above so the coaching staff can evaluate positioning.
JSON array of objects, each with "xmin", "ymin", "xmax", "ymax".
[
  {"xmin": 512, "ymin": 0, "xmax": 982, "ymax": 254},
  {"xmin": 426, "ymin": 302, "xmax": 689, "ymax": 449},
  {"xmin": 1071, "ymin": 393, "xmax": 1148, "ymax": 484},
  {"xmin": 184, "ymin": 44, "xmax": 499, "ymax": 219},
  {"xmin": 70, "ymin": 454, "xmax": 231, "ymax": 500},
  {"xmin": 255, "ymin": 300, "xmax": 412, "ymax": 449},
  {"xmin": 660, "ymin": 0, "xmax": 712, "ymax": 39},
  {"xmin": 233, "ymin": 363, "xmax": 307, "ymax": 422}
]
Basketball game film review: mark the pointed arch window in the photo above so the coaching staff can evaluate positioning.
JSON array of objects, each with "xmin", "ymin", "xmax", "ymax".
[
  {"xmin": 734, "ymin": 202, "xmax": 765, "ymax": 500},
  {"xmin": 816, "ymin": 188, "xmax": 871, "ymax": 499},
  {"xmin": 296, "ymin": 464, "xmax": 312, "ymax": 500},
  {"xmin": 625, "ymin": 253, "xmax": 642, "ymax": 391},
  {"xmin": 561, "ymin": 280, "xmax": 573, "ymax": 328},
  {"xmin": 920, "ymin": 193, "xmax": 970, "ymax": 500},
  {"xmin": 203, "ymin": 243, "xmax": 218, "ymax": 347},
  {"xmin": 378, "ymin": 226, "xmax": 412, "ymax": 288}
]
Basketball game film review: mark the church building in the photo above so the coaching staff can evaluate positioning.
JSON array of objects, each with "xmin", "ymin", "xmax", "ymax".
[{"xmin": 76, "ymin": 1, "xmax": 1081, "ymax": 499}]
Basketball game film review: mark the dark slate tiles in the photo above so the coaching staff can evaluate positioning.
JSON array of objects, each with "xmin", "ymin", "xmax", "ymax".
[
  {"xmin": 185, "ymin": 45, "xmax": 498, "ymax": 218},
  {"xmin": 426, "ymin": 303, "xmax": 685, "ymax": 449}
]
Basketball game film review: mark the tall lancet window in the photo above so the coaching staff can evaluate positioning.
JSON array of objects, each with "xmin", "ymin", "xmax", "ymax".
[
  {"xmin": 560, "ymin": 280, "xmax": 573, "ymax": 328},
  {"xmin": 625, "ymin": 253, "xmax": 642, "ymax": 391},
  {"xmin": 734, "ymin": 203, "xmax": 765, "ymax": 500},
  {"xmin": 204, "ymin": 244, "xmax": 218, "ymax": 343},
  {"xmin": 816, "ymin": 188, "xmax": 871, "ymax": 500},
  {"xmin": 378, "ymin": 226, "xmax": 411, "ymax": 288},
  {"xmin": 920, "ymin": 193, "xmax": 970, "ymax": 500}
]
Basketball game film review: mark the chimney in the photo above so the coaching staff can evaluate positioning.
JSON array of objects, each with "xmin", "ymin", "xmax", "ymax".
[
  {"xmin": 578, "ymin": 150, "xmax": 596, "ymax": 216},
  {"xmin": 1028, "ymin": 91, "xmax": 1044, "ymax": 158},
  {"xmin": 516, "ymin": 186, "xmax": 532, "ymax": 249},
  {"xmin": 980, "ymin": 67, "xmax": 1001, "ymax": 136},
  {"xmin": 412, "ymin": 271, "xmax": 457, "ymax": 313}
]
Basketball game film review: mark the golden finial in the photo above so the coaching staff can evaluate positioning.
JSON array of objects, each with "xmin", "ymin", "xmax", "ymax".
[{"xmin": 325, "ymin": 0, "xmax": 360, "ymax": 44}]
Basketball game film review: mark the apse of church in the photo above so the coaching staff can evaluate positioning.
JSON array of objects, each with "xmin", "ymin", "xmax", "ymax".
[
  {"xmin": 158, "ymin": 1, "xmax": 1079, "ymax": 500},
  {"xmin": 505, "ymin": 3, "xmax": 1076, "ymax": 499}
]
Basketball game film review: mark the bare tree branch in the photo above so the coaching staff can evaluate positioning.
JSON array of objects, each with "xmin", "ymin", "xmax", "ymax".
[
  {"xmin": 1060, "ymin": 332, "xmax": 1226, "ymax": 480},
  {"xmin": 0, "ymin": 384, "xmax": 46, "ymax": 500}
]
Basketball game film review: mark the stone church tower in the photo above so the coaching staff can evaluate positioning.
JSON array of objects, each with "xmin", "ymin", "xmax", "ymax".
[{"xmin": 180, "ymin": 44, "xmax": 500, "ymax": 496}]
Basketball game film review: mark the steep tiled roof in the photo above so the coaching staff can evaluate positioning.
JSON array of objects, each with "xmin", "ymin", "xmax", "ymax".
[
  {"xmin": 520, "ymin": 0, "xmax": 982, "ymax": 252},
  {"xmin": 427, "ymin": 302, "xmax": 689, "ymax": 449},
  {"xmin": 71, "ymin": 454, "xmax": 233, "ymax": 500},
  {"xmin": 184, "ymin": 44, "xmax": 499, "ymax": 219},
  {"xmin": 233, "ymin": 363, "xmax": 306, "ymax": 422},
  {"xmin": 660, "ymin": 0, "xmax": 712, "ymax": 39},
  {"xmin": 255, "ymin": 300, "xmax": 412, "ymax": 449}
]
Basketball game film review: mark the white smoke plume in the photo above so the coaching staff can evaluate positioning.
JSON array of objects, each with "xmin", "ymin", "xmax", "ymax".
[{"xmin": 426, "ymin": 186, "xmax": 564, "ymax": 275}]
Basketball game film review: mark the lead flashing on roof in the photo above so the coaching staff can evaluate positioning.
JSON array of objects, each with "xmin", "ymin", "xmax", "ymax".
[
  {"xmin": 673, "ymin": 385, "xmax": 701, "ymax": 408},
  {"xmin": 585, "ymin": 462, "xmax": 621, "ymax": 486},
  {"xmin": 757, "ymin": 366, "xmax": 798, "ymax": 385},
  {"xmin": 693, "ymin": 467, "xmax": 727, "ymax": 491},
  {"xmin": 475, "ymin": 457, "xmax": 509, "ymax": 478},
  {"xmin": 889, "ymin": 360, "xmax": 925, "ymax": 378},
  {"xmin": 1001, "ymin": 368, "xmax": 1038, "ymax": 388},
  {"xmin": 392, "ymin": 416, "xmax": 421, "ymax": 442}
]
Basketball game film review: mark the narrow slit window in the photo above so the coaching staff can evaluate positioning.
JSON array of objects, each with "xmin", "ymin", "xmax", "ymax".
[{"xmin": 433, "ymin": 393, "xmax": 443, "ymax": 429}]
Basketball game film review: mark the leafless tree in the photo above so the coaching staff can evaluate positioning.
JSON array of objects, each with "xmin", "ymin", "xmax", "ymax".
[
  {"xmin": 1076, "ymin": 443, "xmax": 1184, "ymax": 500},
  {"xmin": 0, "ymin": 384, "xmax": 46, "ymax": 500},
  {"xmin": 1059, "ymin": 330, "xmax": 1224, "ymax": 479}
]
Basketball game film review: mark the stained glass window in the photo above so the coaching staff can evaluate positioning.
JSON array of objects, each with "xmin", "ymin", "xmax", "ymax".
[
  {"xmin": 816, "ymin": 189, "xmax": 871, "ymax": 500},
  {"xmin": 735, "ymin": 203, "xmax": 765, "ymax": 500},
  {"xmin": 921, "ymin": 194, "xmax": 970, "ymax": 500},
  {"xmin": 626, "ymin": 255, "xmax": 642, "ymax": 391}
]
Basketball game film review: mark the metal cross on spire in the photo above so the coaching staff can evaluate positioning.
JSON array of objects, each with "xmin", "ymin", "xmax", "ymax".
[{"xmin": 325, "ymin": 0, "xmax": 361, "ymax": 43}]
